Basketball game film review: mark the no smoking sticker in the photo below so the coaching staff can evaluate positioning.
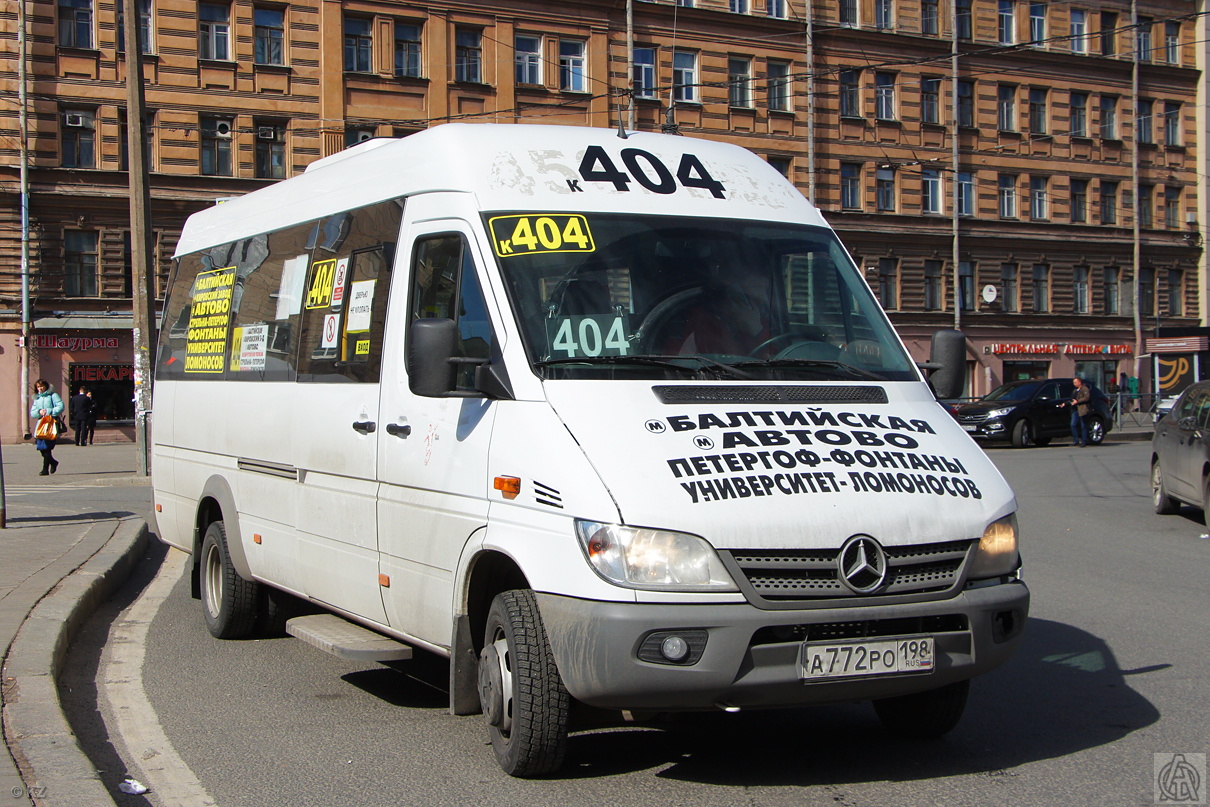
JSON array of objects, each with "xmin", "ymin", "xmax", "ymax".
[{"xmin": 321, "ymin": 314, "xmax": 339, "ymax": 348}]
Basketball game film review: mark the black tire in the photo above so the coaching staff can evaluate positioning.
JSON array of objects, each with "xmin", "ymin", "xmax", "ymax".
[
  {"xmin": 478, "ymin": 590, "xmax": 570, "ymax": 777},
  {"xmin": 1152, "ymin": 461, "xmax": 1180, "ymax": 515},
  {"xmin": 873, "ymin": 679, "xmax": 970, "ymax": 739},
  {"xmin": 1011, "ymin": 419, "xmax": 1033, "ymax": 448},
  {"xmin": 199, "ymin": 521, "xmax": 260, "ymax": 639},
  {"xmin": 1087, "ymin": 416, "xmax": 1106, "ymax": 445}
]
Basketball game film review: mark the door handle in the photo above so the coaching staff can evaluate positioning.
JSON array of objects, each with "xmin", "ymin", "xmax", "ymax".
[
  {"xmin": 351, "ymin": 420, "xmax": 376, "ymax": 434},
  {"xmin": 386, "ymin": 423, "xmax": 412, "ymax": 438}
]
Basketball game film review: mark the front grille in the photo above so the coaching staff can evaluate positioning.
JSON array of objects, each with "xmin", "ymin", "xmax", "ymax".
[
  {"xmin": 750, "ymin": 614, "xmax": 969, "ymax": 646},
  {"xmin": 652, "ymin": 385, "xmax": 888, "ymax": 405},
  {"xmin": 723, "ymin": 539, "xmax": 973, "ymax": 607}
]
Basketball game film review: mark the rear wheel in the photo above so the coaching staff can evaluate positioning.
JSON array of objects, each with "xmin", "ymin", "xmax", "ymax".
[
  {"xmin": 1087, "ymin": 416, "xmax": 1106, "ymax": 445},
  {"xmin": 1011, "ymin": 419, "xmax": 1033, "ymax": 448},
  {"xmin": 874, "ymin": 679, "xmax": 970, "ymax": 739},
  {"xmin": 478, "ymin": 589, "xmax": 570, "ymax": 777},
  {"xmin": 200, "ymin": 521, "xmax": 260, "ymax": 639},
  {"xmin": 1152, "ymin": 462, "xmax": 1180, "ymax": 515}
]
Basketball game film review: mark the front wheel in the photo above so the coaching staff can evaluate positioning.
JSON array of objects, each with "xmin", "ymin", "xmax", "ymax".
[
  {"xmin": 1087, "ymin": 416, "xmax": 1106, "ymax": 445},
  {"xmin": 1153, "ymin": 462, "xmax": 1180, "ymax": 515},
  {"xmin": 1011, "ymin": 419, "xmax": 1033, "ymax": 448},
  {"xmin": 478, "ymin": 590, "xmax": 570, "ymax": 777},
  {"xmin": 199, "ymin": 521, "xmax": 260, "ymax": 639},
  {"xmin": 873, "ymin": 679, "xmax": 970, "ymax": 739}
]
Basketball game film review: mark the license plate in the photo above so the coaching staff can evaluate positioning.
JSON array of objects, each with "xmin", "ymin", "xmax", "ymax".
[
  {"xmin": 960, "ymin": 424, "xmax": 978, "ymax": 432},
  {"xmin": 800, "ymin": 636, "xmax": 935, "ymax": 681}
]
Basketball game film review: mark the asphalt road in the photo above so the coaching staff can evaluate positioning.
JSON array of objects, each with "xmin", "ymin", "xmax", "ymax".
[{"xmin": 63, "ymin": 440, "xmax": 1209, "ymax": 807}]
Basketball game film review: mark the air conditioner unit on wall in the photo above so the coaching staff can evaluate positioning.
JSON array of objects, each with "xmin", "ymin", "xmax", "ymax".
[
  {"xmin": 64, "ymin": 113, "xmax": 85, "ymax": 127},
  {"xmin": 257, "ymin": 126, "xmax": 277, "ymax": 140}
]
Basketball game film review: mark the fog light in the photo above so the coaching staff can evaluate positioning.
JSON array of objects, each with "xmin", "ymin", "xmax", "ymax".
[
  {"xmin": 637, "ymin": 629, "xmax": 708, "ymax": 665},
  {"xmin": 660, "ymin": 635, "xmax": 689, "ymax": 662}
]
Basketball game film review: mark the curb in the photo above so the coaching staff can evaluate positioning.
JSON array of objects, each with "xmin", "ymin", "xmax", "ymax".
[{"xmin": 2, "ymin": 519, "xmax": 149, "ymax": 807}]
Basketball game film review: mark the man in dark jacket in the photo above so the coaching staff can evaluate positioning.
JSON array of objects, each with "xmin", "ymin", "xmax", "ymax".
[
  {"xmin": 1068, "ymin": 377, "xmax": 1092, "ymax": 447},
  {"xmin": 69, "ymin": 386, "xmax": 92, "ymax": 446}
]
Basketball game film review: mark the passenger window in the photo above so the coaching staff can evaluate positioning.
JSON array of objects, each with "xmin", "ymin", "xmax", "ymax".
[
  {"xmin": 1195, "ymin": 391, "xmax": 1210, "ymax": 429},
  {"xmin": 410, "ymin": 234, "xmax": 494, "ymax": 390},
  {"xmin": 1039, "ymin": 383, "xmax": 1060, "ymax": 400},
  {"xmin": 1175, "ymin": 390, "xmax": 1200, "ymax": 421}
]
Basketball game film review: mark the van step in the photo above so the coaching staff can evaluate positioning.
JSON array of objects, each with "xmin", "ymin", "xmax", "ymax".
[{"xmin": 286, "ymin": 614, "xmax": 413, "ymax": 662}]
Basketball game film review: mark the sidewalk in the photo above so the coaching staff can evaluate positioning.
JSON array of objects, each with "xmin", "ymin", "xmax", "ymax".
[{"xmin": 1, "ymin": 442, "xmax": 149, "ymax": 807}]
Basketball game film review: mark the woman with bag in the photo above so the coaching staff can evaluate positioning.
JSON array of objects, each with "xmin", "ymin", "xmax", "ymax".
[{"xmin": 30, "ymin": 378, "xmax": 64, "ymax": 475}]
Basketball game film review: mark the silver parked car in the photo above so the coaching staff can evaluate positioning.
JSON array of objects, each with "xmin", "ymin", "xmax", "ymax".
[{"xmin": 1152, "ymin": 380, "xmax": 1210, "ymax": 516}]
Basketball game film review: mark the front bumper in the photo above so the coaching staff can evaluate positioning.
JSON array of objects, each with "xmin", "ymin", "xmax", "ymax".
[{"xmin": 538, "ymin": 580, "xmax": 1028, "ymax": 711}]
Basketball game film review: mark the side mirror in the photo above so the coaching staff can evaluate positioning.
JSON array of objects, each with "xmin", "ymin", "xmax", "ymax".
[
  {"xmin": 924, "ymin": 329, "xmax": 967, "ymax": 401},
  {"xmin": 407, "ymin": 318, "xmax": 459, "ymax": 397}
]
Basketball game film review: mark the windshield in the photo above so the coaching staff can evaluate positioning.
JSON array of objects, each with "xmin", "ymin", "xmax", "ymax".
[
  {"xmin": 982, "ymin": 381, "xmax": 1041, "ymax": 402},
  {"xmin": 485, "ymin": 213, "xmax": 917, "ymax": 382}
]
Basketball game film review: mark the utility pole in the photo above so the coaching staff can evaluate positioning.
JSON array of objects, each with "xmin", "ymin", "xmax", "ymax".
[{"xmin": 124, "ymin": 0, "xmax": 156, "ymax": 476}]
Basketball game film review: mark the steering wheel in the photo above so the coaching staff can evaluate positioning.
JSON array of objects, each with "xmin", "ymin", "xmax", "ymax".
[
  {"xmin": 636, "ymin": 287, "xmax": 704, "ymax": 353},
  {"xmin": 747, "ymin": 329, "xmax": 837, "ymax": 359}
]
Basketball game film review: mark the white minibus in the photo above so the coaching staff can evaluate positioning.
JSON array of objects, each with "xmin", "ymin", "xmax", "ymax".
[{"xmin": 153, "ymin": 123, "xmax": 1028, "ymax": 776}]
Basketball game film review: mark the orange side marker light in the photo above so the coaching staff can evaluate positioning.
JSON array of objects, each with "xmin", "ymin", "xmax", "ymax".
[{"xmin": 493, "ymin": 476, "xmax": 521, "ymax": 500}]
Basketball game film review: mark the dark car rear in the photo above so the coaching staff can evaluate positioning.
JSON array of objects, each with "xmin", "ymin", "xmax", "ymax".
[
  {"xmin": 953, "ymin": 378, "xmax": 1113, "ymax": 448},
  {"xmin": 1151, "ymin": 380, "xmax": 1210, "ymax": 515}
]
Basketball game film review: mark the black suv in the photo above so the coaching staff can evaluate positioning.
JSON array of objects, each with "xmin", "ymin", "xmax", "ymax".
[{"xmin": 953, "ymin": 378, "xmax": 1114, "ymax": 447}]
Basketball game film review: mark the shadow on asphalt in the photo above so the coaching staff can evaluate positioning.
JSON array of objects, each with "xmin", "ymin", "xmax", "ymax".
[{"xmin": 3, "ymin": 511, "xmax": 137, "ymax": 525}]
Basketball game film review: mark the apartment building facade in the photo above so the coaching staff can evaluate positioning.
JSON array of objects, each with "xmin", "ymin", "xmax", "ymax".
[{"xmin": 0, "ymin": 0, "xmax": 1204, "ymax": 441}]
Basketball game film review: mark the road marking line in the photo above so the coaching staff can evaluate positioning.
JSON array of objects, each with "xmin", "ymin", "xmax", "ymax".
[{"xmin": 102, "ymin": 547, "xmax": 217, "ymax": 807}]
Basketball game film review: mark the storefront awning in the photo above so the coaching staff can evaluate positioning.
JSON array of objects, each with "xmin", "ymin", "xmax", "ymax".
[{"xmin": 33, "ymin": 316, "xmax": 134, "ymax": 330}]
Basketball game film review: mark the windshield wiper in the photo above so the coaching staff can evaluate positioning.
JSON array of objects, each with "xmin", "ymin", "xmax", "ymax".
[
  {"xmin": 732, "ymin": 358, "xmax": 886, "ymax": 381},
  {"xmin": 535, "ymin": 354, "xmax": 754, "ymax": 379}
]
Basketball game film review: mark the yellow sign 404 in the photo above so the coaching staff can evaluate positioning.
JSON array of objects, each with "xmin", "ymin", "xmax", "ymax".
[{"xmin": 489, "ymin": 214, "xmax": 595, "ymax": 258}]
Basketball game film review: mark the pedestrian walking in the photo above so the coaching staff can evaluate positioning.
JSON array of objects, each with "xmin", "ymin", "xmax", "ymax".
[
  {"xmin": 70, "ymin": 385, "xmax": 92, "ymax": 446},
  {"xmin": 84, "ymin": 389, "xmax": 98, "ymax": 444},
  {"xmin": 1066, "ymin": 376, "xmax": 1093, "ymax": 447},
  {"xmin": 30, "ymin": 378, "xmax": 64, "ymax": 475}
]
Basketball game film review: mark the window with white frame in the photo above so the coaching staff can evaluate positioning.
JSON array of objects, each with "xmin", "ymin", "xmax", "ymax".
[
  {"xmin": 343, "ymin": 16, "xmax": 371, "ymax": 72},
  {"xmin": 1029, "ymin": 176, "xmax": 1048, "ymax": 219},
  {"xmin": 767, "ymin": 61, "xmax": 790, "ymax": 111},
  {"xmin": 200, "ymin": 116, "xmax": 234, "ymax": 176},
  {"xmin": 1069, "ymin": 91, "xmax": 1087, "ymax": 137},
  {"xmin": 254, "ymin": 121, "xmax": 285, "ymax": 179},
  {"xmin": 1136, "ymin": 17, "xmax": 1152, "ymax": 61},
  {"xmin": 922, "ymin": 0, "xmax": 938, "ymax": 34},
  {"xmin": 1031, "ymin": 264, "xmax": 1050, "ymax": 312},
  {"xmin": 1164, "ymin": 22, "xmax": 1179, "ymax": 63},
  {"xmin": 841, "ymin": 163, "xmax": 861, "ymax": 209},
  {"xmin": 875, "ymin": 72, "xmax": 895, "ymax": 120},
  {"xmin": 117, "ymin": 0, "xmax": 152, "ymax": 54},
  {"xmin": 633, "ymin": 48, "xmax": 656, "ymax": 98},
  {"xmin": 58, "ymin": 0, "xmax": 93, "ymax": 49},
  {"xmin": 875, "ymin": 0, "xmax": 893, "ymax": 29},
  {"xmin": 921, "ymin": 78, "xmax": 940, "ymax": 124},
  {"xmin": 673, "ymin": 51, "xmax": 697, "ymax": 103},
  {"xmin": 64, "ymin": 230, "xmax": 99, "ymax": 297},
  {"xmin": 922, "ymin": 168, "xmax": 942, "ymax": 214},
  {"xmin": 958, "ymin": 171, "xmax": 974, "ymax": 215},
  {"xmin": 254, "ymin": 8, "xmax": 284, "ymax": 65},
  {"xmin": 876, "ymin": 167, "xmax": 896, "ymax": 211},
  {"xmin": 997, "ymin": 85, "xmax": 1016, "ymax": 131},
  {"xmin": 767, "ymin": 0, "xmax": 786, "ymax": 19},
  {"xmin": 956, "ymin": 0, "xmax": 972, "ymax": 39},
  {"xmin": 1164, "ymin": 186, "xmax": 1180, "ymax": 228},
  {"xmin": 729, "ymin": 58, "xmax": 752, "ymax": 107},
  {"xmin": 1136, "ymin": 99, "xmax": 1153, "ymax": 144},
  {"xmin": 200, "ymin": 3, "xmax": 231, "ymax": 61},
  {"xmin": 516, "ymin": 36, "xmax": 541, "ymax": 85},
  {"xmin": 395, "ymin": 23, "xmax": 422, "ymax": 78},
  {"xmin": 1073, "ymin": 266, "xmax": 1089, "ymax": 313},
  {"xmin": 1099, "ymin": 95, "xmax": 1117, "ymax": 139},
  {"xmin": 1000, "ymin": 263, "xmax": 1019, "ymax": 312},
  {"xmin": 840, "ymin": 70, "xmax": 860, "ymax": 117},
  {"xmin": 455, "ymin": 29, "xmax": 482, "ymax": 83},
  {"xmin": 998, "ymin": 0, "xmax": 1015, "ymax": 44},
  {"xmin": 61, "ymin": 109, "xmax": 95, "ymax": 168},
  {"xmin": 998, "ymin": 173, "xmax": 1017, "ymax": 218},
  {"xmin": 731, "ymin": 0, "xmax": 749, "ymax": 12},
  {"xmin": 559, "ymin": 40, "xmax": 586, "ymax": 92},
  {"xmin": 1164, "ymin": 102, "xmax": 1180, "ymax": 146},
  {"xmin": 1070, "ymin": 9, "xmax": 1087, "ymax": 53},
  {"xmin": 1029, "ymin": 2, "xmax": 1045, "ymax": 42}
]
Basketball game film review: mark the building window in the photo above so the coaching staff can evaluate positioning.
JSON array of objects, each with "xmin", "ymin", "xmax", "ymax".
[
  {"xmin": 767, "ymin": 156, "xmax": 791, "ymax": 178},
  {"xmin": 998, "ymin": 0, "xmax": 1015, "ymax": 45},
  {"xmin": 921, "ymin": 78, "xmax": 940, "ymax": 124},
  {"xmin": 731, "ymin": 0, "xmax": 749, "ymax": 12},
  {"xmin": 1138, "ymin": 267, "xmax": 1155, "ymax": 317},
  {"xmin": 61, "ymin": 109, "xmax": 95, "ymax": 168},
  {"xmin": 875, "ymin": 73, "xmax": 896, "ymax": 120},
  {"xmin": 559, "ymin": 40, "xmax": 586, "ymax": 92},
  {"xmin": 1102, "ymin": 267, "xmax": 1119, "ymax": 314},
  {"xmin": 254, "ymin": 8, "xmax": 284, "ymax": 65},
  {"xmin": 1164, "ymin": 103, "xmax": 1181, "ymax": 146},
  {"xmin": 841, "ymin": 163, "xmax": 861, "ymax": 209},
  {"xmin": 957, "ymin": 81, "xmax": 974, "ymax": 127},
  {"xmin": 876, "ymin": 167, "xmax": 896, "ymax": 212},
  {"xmin": 878, "ymin": 258, "xmax": 898, "ymax": 310},
  {"xmin": 1136, "ymin": 99, "xmax": 1153, "ymax": 144},
  {"xmin": 924, "ymin": 260, "xmax": 942, "ymax": 310},
  {"xmin": 1031, "ymin": 264, "xmax": 1050, "ymax": 312},
  {"xmin": 1100, "ymin": 180, "xmax": 1118, "ymax": 224},
  {"xmin": 767, "ymin": 0, "xmax": 787, "ymax": 19},
  {"xmin": 1000, "ymin": 263, "xmax": 1019, "ymax": 312},
  {"xmin": 922, "ymin": 168, "xmax": 942, "ymax": 214},
  {"xmin": 395, "ymin": 23, "xmax": 422, "ymax": 78},
  {"xmin": 875, "ymin": 0, "xmax": 893, "ymax": 29},
  {"xmin": 956, "ymin": 0, "xmax": 972, "ymax": 39},
  {"xmin": 118, "ymin": 108, "xmax": 154, "ymax": 172},
  {"xmin": 673, "ymin": 51, "xmax": 697, "ymax": 103},
  {"xmin": 515, "ymin": 36, "xmax": 541, "ymax": 85},
  {"xmin": 200, "ymin": 116, "xmax": 233, "ymax": 176},
  {"xmin": 1070, "ymin": 178, "xmax": 1087, "ymax": 222},
  {"xmin": 1164, "ymin": 22, "xmax": 1179, "ymax": 64},
  {"xmin": 1167, "ymin": 269, "xmax": 1183, "ymax": 316},
  {"xmin": 455, "ymin": 29, "xmax": 483, "ymax": 83},
  {"xmin": 1070, "ymin": 9, "xmax": 1087, "ymax": 54},
  {"xmin": 959, "ymin": 262, "xmax": 975, "ymax": 311},
  {"xmin": 343, "ymin": 17, "xmax": 371, "ymax": 72},
  {"xmin": 957, "ymin": 171, "xmax": 974, "ymax": 216},
  {"xmin": 1073, "ymin": 266, "xmax": 1089, "ymax": 313},
  {"xmin": 1100, "ymin": 11, "xmax": 1117, "ymax": 56},
  {"xmin": 997, "ymin": 85, "xmax": 1016, "ymax": 131},
  {"xmin": 1030, "ymin": 176, "xmax": 1047, "ymax": 220},
  {"xmin": 345, "ymin": 127, "xmax": 375, "ymax": 147},
  {"xmin": 840, "ymin": 70, "xmax": 860, "ymax": 117},
  {"xmin": 200, "ymin": 3, "xmax": 230, "ymax": 61},
  {"xmin": 840, "ymin": 0, "xmax": 858, "ymax": 27},
  {"xmin": 1136, "ymin": 17, "xmax": 1152, "ymax": 62},
  {"xmin": 117, "ymin": 0, "xmax": 152, "ymax": 54},
  {"xmin": 58, "ymin": 0, "xmax": 93, "ymax": 49},
  {"xmin": 1164, "ymin": 186, "xmax": 1180, "ymax": 228},
  {"xmin": 1138, "ymin": 184, "xmax": 1153, "ymax": 227},
  {"xmin": 1099, "ymin": 95, "xmax": 1117, "ymax": 139},
  {"xmin": 922, "ymin": 0, "xmax": 938, "ymax": 34},
  {"xmin": 729, "ymin": 58, "xmax": 752, "ymax": 107},
  {"xmin": 767, "ymin": 61, "xmax": 791, "ymax": 111},
  {"xmin": 633, "ymin": 48, "xmax": 656, "ymax": 98},
  {"xmin": 1028, "ymin": 88, "xmax": 1047, "ymax": 134},
  {"xmin": 1029, "ymin": 2, "xmax": 1046, "ymax": 42},
  {"xmin": 998, "ymin": 174, "xmax": 1017, "ymax": 218},
  {"xmin": 1069, "ymin": 92, "xmax": 1087, "ymax": 137},
  {"xmin": 63, "ymin": 230, "xmax": 99, "ymax": 297},
  {"xmin": 254, "ymin": 121, "xmax": 285, "ymax": 179}
]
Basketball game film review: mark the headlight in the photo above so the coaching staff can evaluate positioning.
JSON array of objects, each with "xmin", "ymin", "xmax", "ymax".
[
  {"xmin": 575, "ymin": 520, "xmax": 738, "ymax": 591},
  {"xmin": 985, "ymin": 407, "xmax": 1015, "ymax": 419},
  {"xmin": 967, "ymin": 513, "xmax": 1020, "ymax": 579}
]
